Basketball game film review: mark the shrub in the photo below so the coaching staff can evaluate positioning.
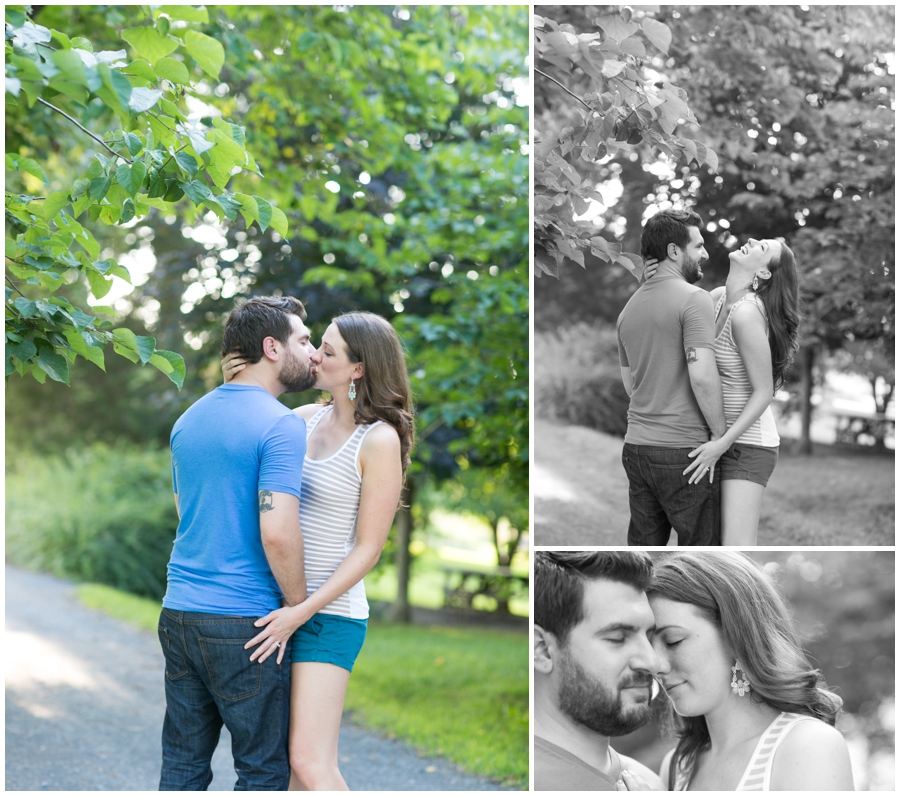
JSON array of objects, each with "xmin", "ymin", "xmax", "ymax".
[
  {"xmin": 534, "ymin": 323, "xmax": 630, "ymax": 437},
  {"xmin": 6, "ymin": 443, "xmax": 177, "ymax": 599}
]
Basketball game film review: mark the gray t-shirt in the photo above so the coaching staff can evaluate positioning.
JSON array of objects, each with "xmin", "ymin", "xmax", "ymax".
[
  {"xmin": 534, "ymin": 736, "xmax": 622, "ymax": 791},
  {"xmin": 616, "ymin": 276, "xmax": 716, "ymax": 446}
]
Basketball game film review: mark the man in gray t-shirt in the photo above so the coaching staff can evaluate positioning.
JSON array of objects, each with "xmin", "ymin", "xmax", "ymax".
[
  {"xmin": 534, "ymin": 552, "xmax": 662, "ymax": 791},
  {"xmin": 616, "ymin": 210, "xmax": 726, "ymax": 545}
]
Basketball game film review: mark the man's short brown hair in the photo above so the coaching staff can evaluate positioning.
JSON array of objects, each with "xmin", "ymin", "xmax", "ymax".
[{"xmin": 221, "ymin": 296, "xmax": 307, "ymax": 362}]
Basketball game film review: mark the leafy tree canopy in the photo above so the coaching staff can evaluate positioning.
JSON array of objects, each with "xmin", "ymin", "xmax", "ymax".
[
  {"xmin": 5, "ymin": 4, "xmax": 289, "ymax": 387},
  {"xmin": 7, "ymin": 6, "xmax": 530, "ymax": 520}
]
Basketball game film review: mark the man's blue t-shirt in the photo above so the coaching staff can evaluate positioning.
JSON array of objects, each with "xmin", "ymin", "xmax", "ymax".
[{"xmin": 164, "ymin": 384, "xmax": 307, "ymax": 615}]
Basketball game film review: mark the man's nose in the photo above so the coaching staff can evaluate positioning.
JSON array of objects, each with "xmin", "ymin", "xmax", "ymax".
[{"xmin": 634, "ymin": 636, "xmax": 666, "ymax": 675}]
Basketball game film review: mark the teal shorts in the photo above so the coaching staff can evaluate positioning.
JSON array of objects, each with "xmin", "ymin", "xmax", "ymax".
[{"xmin": 289, "ymin": 613, "xmax": 368, "ymax": 672}]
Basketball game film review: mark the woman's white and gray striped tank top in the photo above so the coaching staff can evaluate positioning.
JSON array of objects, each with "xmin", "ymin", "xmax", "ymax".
[
  {"xmin": 714, "ymin": 292, "xmax": 779, "ymax": 447},
  {"xmin": 300, "ymin": 405, "xmax": 382, "ymax": 619},
  {"xmin": 674, "ymin": 712, "xmax": 818, "ymax": 791}
]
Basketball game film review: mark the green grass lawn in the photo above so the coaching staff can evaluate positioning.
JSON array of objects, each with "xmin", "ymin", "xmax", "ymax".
[
  {"xmin": 346, "ymin": 622, "xmax": 528, "ymax": 788},
  {"xmin": 75, "ymin": 582, "xmax": 529, "ymax": 789},
  {"xmin": 534, "ymin": 419, "xmax": 895, "ymax": 545}
]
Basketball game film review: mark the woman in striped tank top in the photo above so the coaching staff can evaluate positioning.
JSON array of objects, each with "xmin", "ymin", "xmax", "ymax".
[
  {"xmin": 645, "ymin": 238, "xmax": 801, "ymax": 544},
  {"xmin": 633, "ymin": 553, "xmax": 853, "ymax": 791},
  {"xmin": 224, "ymin": 311, "xmax": 414, "ymax": 790}
]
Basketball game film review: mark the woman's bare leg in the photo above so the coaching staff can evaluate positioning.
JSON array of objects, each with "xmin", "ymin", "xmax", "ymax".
[
  {"xmin": 721, "ymin": 479, "xmax": 766, "ymax": 546},
  {"xmin": 287, "ymin": 661, "xmax": 352, "ymax": 791}
]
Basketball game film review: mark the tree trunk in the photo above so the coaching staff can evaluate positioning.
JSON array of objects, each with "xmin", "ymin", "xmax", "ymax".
[
  {"xmin": 799, "ymin": 345, "xmax": 815, "ymax": 455},
  {"xmin": 388, "ymin": 477, "xmax": 415, "ymax": 623}
]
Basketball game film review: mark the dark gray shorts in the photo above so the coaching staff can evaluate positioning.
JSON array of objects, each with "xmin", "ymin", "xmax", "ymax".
[{"xmin": 720, "ymin": 443, "xmax": 779, "ymax": 487}]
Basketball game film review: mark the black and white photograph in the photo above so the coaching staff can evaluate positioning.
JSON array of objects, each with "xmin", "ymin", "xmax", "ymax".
[
  {"xmin": 533, "ymin": 550, "xmax": 894, "ymax": 791},
  {"xmin": 533, "ymin": 5, "xmax": 894, "ymax": 545}
]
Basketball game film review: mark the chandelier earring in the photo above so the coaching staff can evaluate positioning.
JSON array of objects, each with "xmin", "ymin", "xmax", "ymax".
[
  {"xmin": 348, "ymin": 378, "xmax": 357, "ymax": 401},
  {"xmin": 731, "ymin": 660, "xmax": 750, "ymax": 697},
  {"xmin": 751, "ymin": 273, "xmax": 759, "ymax": 291}
]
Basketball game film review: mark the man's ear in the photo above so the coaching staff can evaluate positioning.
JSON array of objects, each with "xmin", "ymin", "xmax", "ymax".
[
  {"xmin": 261, "ymin": 336, "xmax": 279, "ymax": 362},
  {"xmin": 534, "ymin": 624, "xmax": 557, "ymax": 674},
  {"xmin": 667, "ymin": 242, "xmax": 680, "ymax": 261}
]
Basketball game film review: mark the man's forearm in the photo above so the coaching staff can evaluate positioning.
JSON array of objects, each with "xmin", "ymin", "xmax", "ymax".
[
  {"xmin": 262, "ymin": 531, "xmax": 307, "ymax": 606},
  {"xmin": 691, "ymin": 379, "xmax": 727, "ymax": 438},
  {"xmin": 259, "ymin": 491, "xmax": 307, "ymax": 606}
]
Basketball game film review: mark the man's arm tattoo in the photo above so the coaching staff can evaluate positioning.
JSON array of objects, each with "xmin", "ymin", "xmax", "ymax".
[
  {"xmin": 685, "ymin": 347, "xmax": 698, "ymax": 364},
  {"xmin": 259, "ymin": 490, "xmax": 275, "ymax": 512}
]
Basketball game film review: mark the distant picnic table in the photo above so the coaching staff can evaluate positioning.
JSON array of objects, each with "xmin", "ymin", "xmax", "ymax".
[{"xmin": 439, "ymin": 564, "xmax": 528, "ymax": 612}]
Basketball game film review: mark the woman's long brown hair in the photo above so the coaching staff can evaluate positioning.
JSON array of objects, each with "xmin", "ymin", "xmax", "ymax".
[{"xmin": 330, "ymin": 311, "xmax": 415, "ymax": 476}]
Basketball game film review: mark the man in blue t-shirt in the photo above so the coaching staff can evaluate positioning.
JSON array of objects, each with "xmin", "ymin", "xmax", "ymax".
[{"xmin": 160, "ymin": 296, "xmax": 315, "ymax": 791}]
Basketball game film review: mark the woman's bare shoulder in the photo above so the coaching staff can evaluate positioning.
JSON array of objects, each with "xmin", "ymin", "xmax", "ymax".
[
  {"xmin": 361, "ymin": 421, "xmax": 400, "ymax": 450},
  {"xmin": 293, "ymin": 403, "xmax": 325, "ymax": 420},
  {"xmin": 771, "ymin": 718, "xmax": 854, "ymax": 790}
]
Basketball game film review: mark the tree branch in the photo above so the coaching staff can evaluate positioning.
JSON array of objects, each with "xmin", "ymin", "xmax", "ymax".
[
  {"xmin": 158, "ymin": 144, "xmax": 189, "ymax": 175},
  {"xmin": 37, "ymin": 97, "xmax": 133, "ymax": 164},
  {"xmin": 535, "ymin": 68, "xmax": 593, "ymax": 111},
  {"xmin": 6, "ymin": 274, "xmax": 28, "ymax": 298}
]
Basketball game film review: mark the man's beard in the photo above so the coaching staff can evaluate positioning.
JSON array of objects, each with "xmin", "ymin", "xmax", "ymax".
[
  {"xmin": 279, "ymin": 351, "xmax": 316, "ymax": 393},
  {"xmin": 557, "ymin": 649, "xmax": 653, "ymax": 737},
  {"xmin": 682, "ymin": 254, "xmax": 704, "ymax": 284}
]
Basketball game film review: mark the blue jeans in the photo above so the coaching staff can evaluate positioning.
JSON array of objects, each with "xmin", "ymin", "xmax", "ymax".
[
  {"xmin": 158, "ymin": 609, "xmax": 291, "ymax": 791},
  {"xmin": 622, "ymin": 443, "xmax": 721, "ymax": 545}
]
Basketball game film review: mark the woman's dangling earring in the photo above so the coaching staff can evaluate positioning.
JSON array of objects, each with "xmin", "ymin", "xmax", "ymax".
[
  {"xmin": 348, "ymin": 378, "xmax": 357, "ymax": 401},
  {"xmin": 752, "ymin": 273, "xmax": 760, "ymax": 291},
  {"xmin": 731, "ymin": 660, "xmax": 750, "ymax": 697}
]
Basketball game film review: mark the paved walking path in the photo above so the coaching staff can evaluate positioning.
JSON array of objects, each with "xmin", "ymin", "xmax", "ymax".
[
  {"xmin": 534, "ymin": 418, "xmax": 636, "ymax": 545},
  {"xmin": 5, "ymin": 566, "xmax": 513, "ymax": 791}
]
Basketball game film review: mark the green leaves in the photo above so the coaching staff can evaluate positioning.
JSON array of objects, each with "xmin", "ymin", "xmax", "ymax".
[
  {"xmin": 157, "ymin": 6, "xmax": 210, "ymax": 24},
  {"xmin": 7, "ymin": 6, "xmax": 391, "ymax": 395},
  {"xmin": 116, "ymin": 161, "xmax": 147, "ymax": 196},
  {"xmin": 122, "ymin": 27, "xmax": 180, "ymax": 64},
  {"xmin": 154, "ymin": 56, "xmax": 189, "ymax": 84},
  {"xmin": 128, "ymin": 87, "xmax": 163, "ymax": 113},
  {"xmin": 184, "ymin": 30, "xmax": 225, "ymax": 78}
]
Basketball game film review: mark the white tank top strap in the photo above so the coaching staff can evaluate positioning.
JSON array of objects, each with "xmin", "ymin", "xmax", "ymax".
[
  {"xmin": 305, "ymin": 404, "xmax": 331, "ymax": 435},
  {"xmin": 351, "ymin": 419, "xmax": 384, "ymax": 476},
  {"xmin": 737, "ymin": 712, "xmax": 817, "ymax": 791},
  {"xmin": 717, "ymin": 292, "xmax": 767, "ymax": 341}
]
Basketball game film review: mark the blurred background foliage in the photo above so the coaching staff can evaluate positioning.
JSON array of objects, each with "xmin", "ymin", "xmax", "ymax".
[
  {"xmin": 6, "ymin": 5, "xmax": 529, "ymax": 613},
  {"xmin": 616, "ymin": 552, "xmax": 895, "ymax": 791},
  {"xmin": 534, "ymin": 4, "xmax": 894, "ymax": 454}
]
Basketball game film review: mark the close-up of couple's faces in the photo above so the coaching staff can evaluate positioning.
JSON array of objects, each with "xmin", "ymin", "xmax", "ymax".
[{"xmin": 564, "ymin": 580, "xmax": 733, "ymax": 721}]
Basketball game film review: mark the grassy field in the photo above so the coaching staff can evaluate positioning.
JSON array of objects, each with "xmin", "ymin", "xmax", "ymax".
[
  {"xmin": 345, "ymin": 623, "xmax": 527, "ymax": 788},
  {"xmin": 534, "ymin": 418, "xmax": 895, "ymax": 545},
  {"xmin": 75, "ymin": 582, "xmax": 528, "ymax": 788}
]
